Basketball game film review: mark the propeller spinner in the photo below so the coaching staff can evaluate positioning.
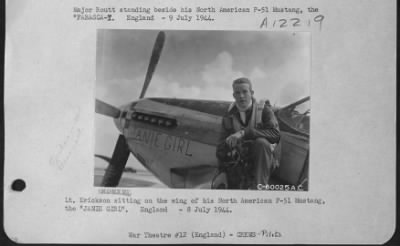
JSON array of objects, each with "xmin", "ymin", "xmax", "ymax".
[{"xmin": 95, "ymin": 31, "xmax": 166, "ymax": 187}]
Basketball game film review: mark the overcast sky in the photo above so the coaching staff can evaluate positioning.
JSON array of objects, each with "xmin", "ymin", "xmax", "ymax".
[{"xmin": 95, "ymin": 30, "xmax": 310, "ymax": 170}]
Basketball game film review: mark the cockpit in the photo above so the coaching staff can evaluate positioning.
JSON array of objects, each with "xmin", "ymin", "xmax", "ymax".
[{"xmin": 277, "ymin": 97, "xmax": 310, "ymax": 137}]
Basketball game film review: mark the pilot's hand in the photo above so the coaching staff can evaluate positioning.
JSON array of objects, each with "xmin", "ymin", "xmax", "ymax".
[{"xmin": 226, "ymin": 130, "xmax": 244, "ymax": 148}]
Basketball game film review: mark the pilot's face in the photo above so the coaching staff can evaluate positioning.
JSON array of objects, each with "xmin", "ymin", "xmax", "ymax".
[{"xmin": 233, "ymin": 83, "xmax": 253, "ymax": 109}]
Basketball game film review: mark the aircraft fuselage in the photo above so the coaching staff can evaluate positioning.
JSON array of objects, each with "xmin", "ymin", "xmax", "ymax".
[
  {"xmin": 112, "ymin": 97, "xmax": 309, "ymax": 189},
  {"xmin": 114, "ymin": 98, "xmax": 230, "ymax": 188}
]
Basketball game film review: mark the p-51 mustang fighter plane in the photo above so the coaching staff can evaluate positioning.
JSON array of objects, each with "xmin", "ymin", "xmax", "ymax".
[{"xmin": 95, "ymin": 31, "xmax": 310, "ymax": 190}]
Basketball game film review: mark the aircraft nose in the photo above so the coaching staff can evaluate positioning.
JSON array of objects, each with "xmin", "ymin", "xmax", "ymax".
[{"xmin": 113, "ymin": 103, "xmax": 132, "ymax": 134}]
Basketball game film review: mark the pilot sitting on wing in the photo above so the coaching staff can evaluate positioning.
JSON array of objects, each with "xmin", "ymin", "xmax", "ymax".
[{"xmin": 217, "ymin": 77, "xmax": 281, "ymax": 189}]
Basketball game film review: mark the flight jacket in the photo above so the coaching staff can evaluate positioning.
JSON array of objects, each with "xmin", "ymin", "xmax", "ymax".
[{"xmin": 220, "ymin": 98, "xmax": 280, "ymax": 144}]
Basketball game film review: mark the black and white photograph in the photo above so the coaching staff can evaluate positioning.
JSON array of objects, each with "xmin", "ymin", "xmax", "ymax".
[{"xmin": 95, "ymin": 30, "xmax": 310, "ymax": 190}]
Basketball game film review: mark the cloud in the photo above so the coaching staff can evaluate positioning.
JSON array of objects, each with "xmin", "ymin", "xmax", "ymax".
[
  {"xmin": 97, "ymin": 40, "xmax": 309, "ymax": 110},
  {"xmin": 250, "ymin": 67, "xmax": 267, "ymax": 79},
  {"xmin": 147, "ymin": 74, "xmax": 233, "ymax": 101},
  {"xmin": 278, "ymin": 82, "xmax": 307, "ymax": 106},
  {"xmin": 201, "ymin": 51, "xmax": 244, "ymax": 86},
  {"xmin": 146, "ymin": 75, "xmax": 201, "ymax": 98},
  {"xmin": 96, "ymin": 77, "xmax": 143, "ymax": 106},
  {"xmin": 133, "ymin": 51, "xmax": 246, "ymax": 101}
]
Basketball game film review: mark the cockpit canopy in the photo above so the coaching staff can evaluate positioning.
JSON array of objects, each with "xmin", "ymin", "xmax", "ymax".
[{"xmin": 276, "ymin": 97, "xmax": 310, "ymax": 137}]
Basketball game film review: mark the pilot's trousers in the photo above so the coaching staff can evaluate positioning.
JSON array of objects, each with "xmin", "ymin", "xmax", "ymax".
[{"xmin": 250, "ymin": 138, "xmax": 276, "ymax": 188}]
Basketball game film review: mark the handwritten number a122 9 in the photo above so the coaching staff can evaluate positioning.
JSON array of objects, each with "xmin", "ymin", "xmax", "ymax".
[
  {"xmin": 259, "ymin": 17, "xmax": 268, "ymax": 28},
  {"xmin": 259, "ymin": 15, "xmax": 324, "ymax": 30},
  {"xmin": 314, "ymin": 15, "xmax": 324, "ymax": 30},
  {"xmin": 279, "ymin": 19, "xmax": 287, "ymax": 28},
  {"xmin": 291, "ymin": 18, "xmax": 300, "ymax": 27}
]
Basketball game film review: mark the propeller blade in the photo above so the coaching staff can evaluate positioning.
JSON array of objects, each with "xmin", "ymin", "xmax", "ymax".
[
  {"xmin": 95, "ymin": 99, "xmax": 121, "ymax": 118},
  {"xmin": 94, "ymin": 154, "xmax": 112, "ymax": 163},
  {"xmin": 101, "ymin": 135, "xmax": 130, "ymax": 187},
  {"xmin": 139, "ymin": 31, "xmax": 166, "ymax": 99}
]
